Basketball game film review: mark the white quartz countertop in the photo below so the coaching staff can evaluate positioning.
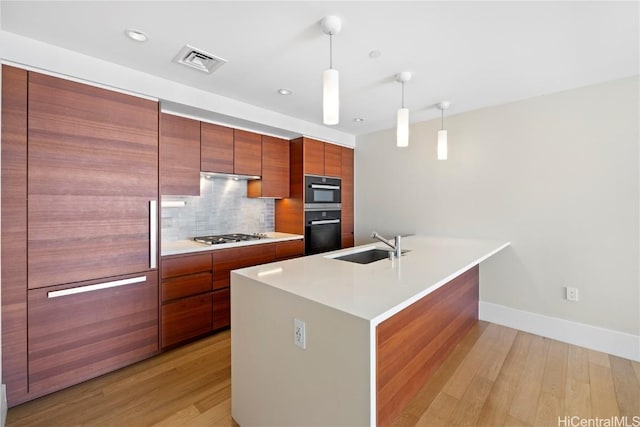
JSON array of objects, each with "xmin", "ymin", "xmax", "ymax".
[
  {"xmin": 161, "ymin": 232, "xmax": 304, "ymax": 256},
  {"xmin": 233, "ymin": 235, "xmax": 510, "ymax": 325}
]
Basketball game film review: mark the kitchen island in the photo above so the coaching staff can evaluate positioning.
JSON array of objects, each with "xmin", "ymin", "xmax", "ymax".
[{"xmin": 231, "ymin": 235, "xmax": 510, "ymax": 426}]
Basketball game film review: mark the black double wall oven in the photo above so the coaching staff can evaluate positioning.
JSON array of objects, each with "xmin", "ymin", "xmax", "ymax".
[{"xmin": 304, "ymin": 175, "xmax": 342, "ymax": 255}]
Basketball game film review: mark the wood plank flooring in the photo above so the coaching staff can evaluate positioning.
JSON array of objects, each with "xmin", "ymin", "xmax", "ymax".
[{"xmin": 7, "ymin": 322, "xmax": 639, "ymax": 426}]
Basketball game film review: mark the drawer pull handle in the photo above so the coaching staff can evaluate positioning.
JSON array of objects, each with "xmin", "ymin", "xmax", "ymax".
[{"xmin": 47, "ymin": 276, "xmax": 147, "ymax": 298}]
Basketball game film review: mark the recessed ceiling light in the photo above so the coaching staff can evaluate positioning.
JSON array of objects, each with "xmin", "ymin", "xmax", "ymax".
[
  {"xmin": 278, "ymin": 88, "xmax": 293, "ymax": 95},
  {"xmin": 124, "ymin": 29, "xmax": 148, "ymax": 42},
  {"xmin": 353, "ymin": 117, "xmax": 365, "ymax": 122}
]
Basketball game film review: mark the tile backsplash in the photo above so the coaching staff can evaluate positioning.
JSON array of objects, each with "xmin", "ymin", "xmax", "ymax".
[{"xmin": 161, "ymin": 176, "xmax": 275, "ymax": 241}]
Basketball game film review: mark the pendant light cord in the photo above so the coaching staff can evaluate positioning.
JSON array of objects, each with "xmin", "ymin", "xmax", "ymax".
[
  {"xmin": 440, "ymin": 107, "xmax": 444, "ymax": 130},
  {"xmin": 329, "ymin": 33, "xmax": 333, "ymax": 69},
  {"xmin": 401, "ymin": 82, "xmax": 405, "ymax": 108}
]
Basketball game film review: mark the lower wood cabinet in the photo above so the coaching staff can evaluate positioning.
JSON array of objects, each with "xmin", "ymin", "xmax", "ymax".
[
  {"xmin": 27, "ymin": 271, "xmax": 159, "ymax": 398},
  {"xmin": 162, "ymin": 293, "xmax": 213, "ymax": 348},
  {"xmin": 275, "ymin": 239, "xmax": 305, "ymax": 261},
  {"xmin": 212, "ymin": 288, "xmax": 231, "ymax": 330},
  {"xmin": 160, "ymin": 240, "xmax": 304, "ymax": 348}
]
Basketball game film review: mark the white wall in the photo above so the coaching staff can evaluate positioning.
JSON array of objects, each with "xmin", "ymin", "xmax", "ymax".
[{"xmin": 355, "ymin": 76, "xmax": 639, "ymax": 337}]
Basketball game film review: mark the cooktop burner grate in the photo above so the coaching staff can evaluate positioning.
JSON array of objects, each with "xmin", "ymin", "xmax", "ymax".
[{"xmin": 193, "ymin": 233, "xmax": 266, "ymax": 245}]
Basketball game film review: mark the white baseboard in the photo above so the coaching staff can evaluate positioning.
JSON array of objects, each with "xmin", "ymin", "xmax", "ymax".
[
  {"xmin": 1, "ymin": 383, "xmax": 6, "ymax": 427},
  {"xmin": 479, "ymin": 301, "xmax": 640, "ymax": 362}
]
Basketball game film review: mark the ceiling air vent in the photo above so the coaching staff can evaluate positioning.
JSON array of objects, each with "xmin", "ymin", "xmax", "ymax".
[{"xmin": 173, "ymin": 44, "xmax": 227, "ymax": 74}]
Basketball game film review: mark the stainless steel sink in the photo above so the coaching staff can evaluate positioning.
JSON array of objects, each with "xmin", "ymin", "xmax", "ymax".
[{"xmin": 332, "ymin": 248, "xmax": 392, "ymax": 264}]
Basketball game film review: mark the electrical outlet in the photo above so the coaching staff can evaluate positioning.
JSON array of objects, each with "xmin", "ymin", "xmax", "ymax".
[
  {"xmin": 294, "ymin": 318, "xmax": 306, "ymax": 349},
  {"xmin": 566, "ymin": 287, "xmax": 579, "ymax": 302}
]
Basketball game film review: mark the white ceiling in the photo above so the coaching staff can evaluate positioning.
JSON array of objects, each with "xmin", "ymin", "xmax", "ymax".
[{"xmin": 1, "ymin": 1, "xmax": 638, "ymax": 136}]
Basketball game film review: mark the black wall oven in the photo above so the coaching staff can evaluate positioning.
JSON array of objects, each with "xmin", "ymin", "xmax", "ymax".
[
  {"xmin": 304, "ymin": 175, "xmax": 341, "ymax": 210},
  {"xmin": 304, "ymin": 209, "xmax": 341, "ymax": 255},
  {"xmin": 304, "ymin": 175, "xmax": 342, "ymax": 255}
]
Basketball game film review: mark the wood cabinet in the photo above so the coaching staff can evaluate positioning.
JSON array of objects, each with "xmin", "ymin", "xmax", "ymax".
[
  {"xmin": 160, "ymin": 113, "xmax": 201, "ymax": 196},
  {"xmin": 161, "ymin": 253, "xmax": 213, "ymax": 348},
  {"xmin": 341, "ymin": 146, "xmax": 355, "ymax": 248},
  {"xmin": 201, "ymin": 122, "xmax": 234, "ymax": 173},
  {"xmin": 27, "ymin": 271, "xmax": 159, "ymax": 398},
  {"xmin": 303, "ymin": 137, "xmax": 325, "ymax": 175},
  {"xmin": 234, "ymin": 129, "xmax": 262, "ymax": 176},
  {"xmin": 324, "ymin": 143, "xmax": 342, "ymax": 178},
  {"xmin": 211, "ymin": 244, "xmax": 276, "ymax": 289},
  {"xmin": 2, "ymin": 67, "xmax": 161, "ymax": 406},
  {"xmin": 201, "ymin": 124, "xmax": 262, "ymax": 177},
  {"xmin": 302, "ymin": 137, "xmax": 342, "ymax": 177},
  {"xmin": 160, "ymin": 240, "xmax": 303, "ymax": 341},
  {"xmin": 162, "ymin": 294, "xmax": 213, "ymax": 348},
  {"xmin": 247, "ymin": 135, "xmax": 290, "ymax": 198},
  {"xmin": 1, "ymin": 65, "xmax": 29, "ymax": 404},
  {"xmin": 212, "ymin": 288, "xmax": 231, "ymax": 330},
  {"xmin": 274, "ymin": 239, "xmax": 305, "ymax": 261},
  {"xmin": 27, "ymin": 71, "xmax": 159, "ymax": 289}
]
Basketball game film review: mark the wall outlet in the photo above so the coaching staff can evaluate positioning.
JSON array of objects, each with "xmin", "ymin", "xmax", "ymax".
[
  {"xmin": 566, "ymin": 287, "xmax": 579, "ymax": 302},
  {"xmin": 294, "ymin": 318, "xmax": 306, "ymax": 349}
]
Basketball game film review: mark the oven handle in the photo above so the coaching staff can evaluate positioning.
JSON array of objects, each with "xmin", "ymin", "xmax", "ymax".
[
  {"xmin": 310, "ymin": 184, "xmax": 340, "ymax": 190},
  {"xmin": 310, "ymin": 219, "xmax": 341, "ymax": 225}
]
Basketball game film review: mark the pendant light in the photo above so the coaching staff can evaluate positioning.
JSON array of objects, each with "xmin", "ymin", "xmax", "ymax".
[
  {"xmin": 396, "ymin": 72, "xmax": 412, "ymax": 147},
  {"xmin": 320, "ymin": 16, "xmax": 342, "ymax": 125},
  {"xmin": 437, "ymin": 101, "xmax": 451, "ymax": 160}
]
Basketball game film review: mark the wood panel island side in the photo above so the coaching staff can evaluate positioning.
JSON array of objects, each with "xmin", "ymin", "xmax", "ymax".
[{"xmin": 231, "ymin": 235, "xmax": 510, "ymax": 426}]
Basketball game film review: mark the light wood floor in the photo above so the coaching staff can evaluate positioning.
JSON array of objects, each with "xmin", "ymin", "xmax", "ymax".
[{"xmin": 7, "ymin": 321, "xmax": 640, "ymax": 426}]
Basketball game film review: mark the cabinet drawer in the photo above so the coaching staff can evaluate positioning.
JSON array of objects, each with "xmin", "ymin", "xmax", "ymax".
[
  {"xmin": 212, "ymin": 288, "xmax": 231, "ymax": 330},
  {"xmin": 27, "ymin": 272, "xmax": 159, "ymax": 397},
  {"xmin": 162, "ymin": 272, "xmax": 212, "ymax": 302},
  {"xmin": 161, "ymin": 253, "xmax": 212, "ymax": 279},
  {"xmin": 275, "ymin": 239, "xmax": 304, "ymax": 260},
  {"xmin": 161, "ymin": 294, "xmax": 213, "ymax": 348},
  {"xmin": 211, "ymin": 244, "xmax": 275, "ymax": 289}
]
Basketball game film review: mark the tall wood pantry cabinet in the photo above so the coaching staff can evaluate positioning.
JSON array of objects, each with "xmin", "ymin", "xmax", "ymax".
[{"xmin": 1, "ymin": 65, "xmax": 160, "ymax": 406}]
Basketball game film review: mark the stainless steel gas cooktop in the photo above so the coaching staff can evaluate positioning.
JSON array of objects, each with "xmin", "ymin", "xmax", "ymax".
[{"xmin": 193, "ymin": 233, "xmax": 266, "ymax": 245}]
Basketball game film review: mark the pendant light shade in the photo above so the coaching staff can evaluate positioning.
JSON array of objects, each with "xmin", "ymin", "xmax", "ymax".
[
  {"xmin": 437, "ymin": 101, "xmax": 451, "ymax": 160},
  {"xmin": 397, "ymin": 108, "xmax": 409, "ymax": 147},
  {"xmin": 323, "ymin": 68, "xmax": 339, "ymax": 125},
  {"xmin": 396, "ymin": 71, "xmax": 412, "ymax": 147},
  {"xmin": 320, "ymin": 16, "xmax": 342, "ymax": 126},
  {"xmin": 437, "ymin": 130, "xmax": 448, "ymax": 160}
]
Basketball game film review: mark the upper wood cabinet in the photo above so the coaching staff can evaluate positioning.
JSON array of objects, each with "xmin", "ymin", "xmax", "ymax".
[
  {"xmin": 247, "ymin": 135, "xmax": 290, "ymax": 198},
  {"xmin": 303, "ymin": 138, "xmax": 325, "ymax": 175},
  {"xmin": 160, "ymin": 113, "xmax": 201, "ymax": 196},
  {"xmin": 201, "ymin": 122, "xmax": 233, "ymax": 173},
  {"xmin": 234, "ymin": 129, "xmax": 262, "ymax": 176},
  {"xmin": 201, "ymin": 125, "xmax": 262, "ymax": 176},
  {"xmin": 302, "ymin": 137, "xmax": 342, "ymax": 177},
  {"xmin": 27, "ymin": 71, "xmax": 159, "ymax": 289},
  {"xmin": 324, "ymin": 143, "xmax": 342, "ymax": 178}
]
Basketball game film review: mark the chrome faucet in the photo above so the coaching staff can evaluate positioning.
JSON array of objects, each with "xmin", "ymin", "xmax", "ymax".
[{"xmin": 371, "ymin": 232, "xmax": 402, "ymax": 258}]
